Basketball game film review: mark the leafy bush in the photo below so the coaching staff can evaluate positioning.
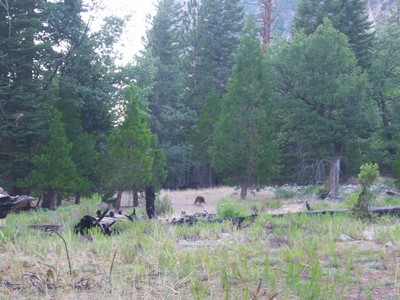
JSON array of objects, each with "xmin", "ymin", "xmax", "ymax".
[
  {"xmin": 217, "ymin": 198, "xmax": 249, "ymax": 219},
  {"xmin": 156, "ymin": 195, "xmax": 173, "ymax": 216},
  {"xmin": 345, "ymin": 193, "xmax": 359, "ymax": 208},
  {"xmin": 266, "ymin": 199, "xmax": 283, "ymax": 209},
  {"xmin": 316, "ymin": 185, "xmax": 329, "ymax": 199},
  {"xmin": 352, "ymin": 163, "xmax": 379, "ymax": 219},
  {"xmin": 274, "ymin": 188, "xmax": 296, "ymax": 199}
]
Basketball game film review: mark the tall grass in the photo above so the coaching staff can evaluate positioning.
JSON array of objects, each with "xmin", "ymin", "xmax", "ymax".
[{"xmin": 0, "ymin": 196, "xmax": 399, "ymax": 299}]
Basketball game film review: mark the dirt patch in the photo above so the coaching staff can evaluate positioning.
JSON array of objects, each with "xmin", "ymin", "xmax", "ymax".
[{"xmin": 120, "ymin": 186, "xmax": 310, "ymax": 218}]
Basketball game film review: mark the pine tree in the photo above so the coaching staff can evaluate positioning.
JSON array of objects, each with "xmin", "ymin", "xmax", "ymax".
[
  {"xmin": 368, "ymin": 24, "xmax": 400, "ymax": 173},
  {"xmin": 20, "ymin": 108, "xmax": 80, "ymax": 210},
  {"xmin": 193, "ymin": 87, "xmax": 221, "ymax": 186},
  {"xmin": 146, "ymin": 0, "xmax": 194, "ymax": 188},
  {"xmin": 293, "ymin": 0, "xmax": 374, "ymax": 69},
  {"xmin": 271, "ymin": 19, "xmax": 370, "ymax": 197},
  {"xmin": 0, "ymin": 0, "xmax": 49, "ymax": 194},
  {"xmin": 210, "ymin": 16, "xmax": 280, "ymax": 198},
  {"xmin": 98, "ymin": 86, "xmax": 164, "ymax": 211}
]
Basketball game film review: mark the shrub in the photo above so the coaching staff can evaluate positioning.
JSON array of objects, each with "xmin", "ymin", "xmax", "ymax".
[
  {"xmin": 217, "ymin": 198, "xmax": 249, "ymax": 219},
  {"xmin": 274, "ymin": 188, "xmax": 297, "ymax": 199},
  {"xmin": 156, "ymin": 195, "xmax": 173, "ymax": 216},
  {"xmin": 352, "ymin": 163, "xmax": 379, "ymax": 219}
]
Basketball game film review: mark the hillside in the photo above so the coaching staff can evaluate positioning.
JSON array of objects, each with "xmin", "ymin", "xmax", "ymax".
[{"xmin": 241, "ymin": 0, "xmax": 396, "ymax": 34}]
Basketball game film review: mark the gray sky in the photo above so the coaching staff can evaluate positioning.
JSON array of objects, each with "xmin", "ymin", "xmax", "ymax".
[{"xmin": 92, "ymin": 1, "xmax": 156, "ymax": 64}]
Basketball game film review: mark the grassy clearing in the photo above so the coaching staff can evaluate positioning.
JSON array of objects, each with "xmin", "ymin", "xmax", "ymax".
[{"xmin": 0, "ymin": 193, "xmax": 400, "ymax": 299}]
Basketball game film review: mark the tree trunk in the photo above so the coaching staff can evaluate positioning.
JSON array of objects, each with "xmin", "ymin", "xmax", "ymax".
[
  {"xmin": 208, "ymin": 165, "xmax": 213, "ymax": 187},
  {"xmin": 75, "ymin": 193, "xmax": 81, "ymax": 205},
  {"xmin": 240, "ymin": 179, "xmax": 249, "ymax": 199},
  {"xmin": 42, "ymin": 190, "xmax": 55, "ymax": 211},
  {"xmin": 56, "ymin": 194, "xmax": 63, "ymax": 207},
  {"xmin": 328, "ymin": 143, "xmax": 342, "ymax": 199},
  {"xmin": 262, "ymin": 0, "xmax": 272, "ymax": 53},
  {"xmin": 145, "ymin": 184, "xmax": 156, "ymax": 219},
  {"xmin": 115, "ymin": 188, "xmax": 124, "ymax": 211},
  {"xmin": 133, "ymin": 190, "xmax": 139, "ymax": 207}
]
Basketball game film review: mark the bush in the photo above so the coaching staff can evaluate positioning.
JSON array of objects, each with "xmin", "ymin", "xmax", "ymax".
[
  {"xmin": 156, "ymin": 195, "xmax": 173, "ymax": 216},
  {"xmin": 352, "ymin": 163, "xmax": 379, "ymax": 219},
  {"xmin": 274, "ymin": 188, "xmax": 297, "ymax": 199},
  {"xmin": 316, "ymin": 185, "xmax": 329, "ymax": 199},
  {"xmin": 217, "ymin": 198, "xmax": 249, "ymax": 219}
]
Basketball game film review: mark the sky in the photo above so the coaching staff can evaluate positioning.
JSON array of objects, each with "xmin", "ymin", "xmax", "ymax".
[{"xmin": 94, "ymin": 1, "xmax": 156, "ymax": 64}]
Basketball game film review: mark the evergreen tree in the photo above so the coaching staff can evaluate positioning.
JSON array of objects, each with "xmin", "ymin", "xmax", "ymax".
[
  {"xmin": 98, "ymin": 86, "xmax": 164, "ymax": 211},
  {"xmin": 368, "ymin": 24, "xmax": 400, "ymax": 173},
  {"xmin": 181, "ymin": 0, "xmax": 244, "ymax": 186},
  {"xmin": 183, "ymin": 0, "xmax": 244, "ymax": 110},
  {"xmin": 210, "ymin": 16, "xmax": 280, "ymax": 198},
  {"xmin": 271, "ymin": 19, "xmax": 369, "ymax": 197},
  {"xmin": 146, "ymin": 0, "xmax": 194, "ymax": 188},
  {"xmin": 193, "ymin": 87, "xmax": 222, "ymax": 186},
  {"xmin": 293, "ymin": 0, "xmax": 374, "ymax": 69},
  {"xmin": 20, "ymin": 108, "xmax": 80, "ymax": 210},
  {"xmin": 0, "ymin": 0, "xmax": 50, "ymax": 194}
]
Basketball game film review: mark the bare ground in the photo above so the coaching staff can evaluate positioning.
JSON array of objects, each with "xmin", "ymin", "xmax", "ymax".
[{"xmin": 120, "ymin": 186, "xmax": 306, "ymax": 218}]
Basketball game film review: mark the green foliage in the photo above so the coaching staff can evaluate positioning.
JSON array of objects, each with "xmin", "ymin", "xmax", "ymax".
[
  {"xmin": 210, "ymin": 16, "xmax": 280, "ymax": 196},
  {"xmin": 145, "ymin": 0, "xmax": 194, "ymax": 188},
  {"xmin": 293, "ymin": 0, "xmax": 374, "ymax": 68},
  {"xmin": 156, "ymin": 195, "xmax": 173, "ymax": 216},
  {"xmin": 369, "ymin": 23, "xmax": 400, "ymax": 173},
  {"xmin": 216, "ymin": 198, "xmax": 249, "ymax": 219},
  {"xmin": 274, "ymin": 188, "xmax": 297, "ymax": 199},
  {"xmin": 97, "ymin": 86, "xmax": 165, "ymax": 204},
  {"xmin": 271, "ymin": 19, "xmax": 369, "ymax": 188},
  {"xmin": 358, "ymin": 163, "xmax": 379, "ymax": 188},
  {"xmin": 20, "ymin": 108, "xmax": 80, "ymax": 197},
  {"xmin": 352, "ymin": 163, "xmax": 379, "ymax": 218}
]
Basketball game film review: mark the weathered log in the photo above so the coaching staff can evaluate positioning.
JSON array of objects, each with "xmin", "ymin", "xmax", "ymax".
[
  {"xmin": 0, "ymin": 195, "xmax": 36, "ymax": 219},
  {"xmin": 271, "ymin": 206, "xmax": 400, "ymax": 218}
]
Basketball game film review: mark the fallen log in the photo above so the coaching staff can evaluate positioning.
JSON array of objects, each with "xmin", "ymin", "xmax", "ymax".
[
  {"xmin": 0, "ymin": 194, "xmax": 37, "ymax": 219},
  {"xmin": 271, "ymin": 206, "xmax": 400, "ymax": 217}
]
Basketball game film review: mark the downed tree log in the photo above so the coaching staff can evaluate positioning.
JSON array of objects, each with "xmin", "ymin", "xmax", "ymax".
[
  {"xmin": 271, "ymin": 206, "xmax": 400, "ymax": 217},
  {"xmin": 0, "ymin": 194, "xmax": 37, "ymax": 219}
]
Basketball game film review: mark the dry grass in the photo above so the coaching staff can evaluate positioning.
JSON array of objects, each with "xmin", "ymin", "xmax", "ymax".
[
  {"xmin": 121, "ymin": 186, "xmax": 306, "ymax": 218},
  {"xmin": 1, "ymin": 183, "xmax": 400, "ymax": 299}
]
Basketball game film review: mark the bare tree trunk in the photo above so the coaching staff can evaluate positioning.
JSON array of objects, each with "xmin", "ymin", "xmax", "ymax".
[
  {"xmin": 42, "ymin": 190, "xmax": 55, "ymax": 211},
  {"xmin": 328, "ymin": 143, "xmax": 342, "ymax": 199},
  {"xmin": 262, "ymin": 0, "xmax": 272, "ymax": 53},
  {"xmin": 56, "ymin": 194, "xmax": 63, "ymax": 207},
  {"xmin": 115, "ymin": 188, "xmax": 124, "ymax": 211},
  {"xmin": 133, "ymin": 190, "xmax": 139, "ymax": 207},
  {"xmin": 208, "ymin": 165, "xmax": 213, "ymax": 187},
  {"xmin": 75, "ymin": 193, "xmax": 81, "ymax": 205},
  {"xmin": 240, "ymin": 179, "xmax": 249, "ymax": 199}
]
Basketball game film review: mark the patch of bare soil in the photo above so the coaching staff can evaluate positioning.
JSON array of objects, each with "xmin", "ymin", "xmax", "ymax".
[{"xmin": 121, "ymin": 186, "xmax": 306, "ymax": 218}]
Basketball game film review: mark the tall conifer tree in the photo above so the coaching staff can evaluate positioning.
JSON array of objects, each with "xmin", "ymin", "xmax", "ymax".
[{"xmin": 210, "ymin": 16, "xmax": 280, "ymax": 198}]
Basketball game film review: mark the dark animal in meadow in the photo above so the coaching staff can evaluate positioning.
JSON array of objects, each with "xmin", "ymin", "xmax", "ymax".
[
  {"xmin": 306, "ymin": 201, "xmax": 312, "ymax": 211},
  {"xmin": 145, "ymin": 184, "xmax": 156, "ymax": 219},
  {"xmin": 231, "ymin": 214, "xmax": 258, "ymax": 229},
  {"xmin": 386, "ymin": 190, "xmax": 398, "ymax": 196},
  {"xmin": 74, "ymin": 209, "xmax": 115, "ymax": 235},
  {"xmin": 194, "ymin": 196, "xmax": 206, "ymax": 206}
]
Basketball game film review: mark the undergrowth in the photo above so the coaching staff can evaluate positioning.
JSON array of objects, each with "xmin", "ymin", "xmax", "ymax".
[{"xmin": 0, "ymin": 195, "xmax": 399, "ymax": 299}]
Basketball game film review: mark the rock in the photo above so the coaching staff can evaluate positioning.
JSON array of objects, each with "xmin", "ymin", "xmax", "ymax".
[
  {"xmin": 220, "ymin": 232, "xmax": 230, "ymax": 238},
  {"xmin": 338, "ymin": 234, "xmax": 354, "ymax": 241},
  {"xmin": 384, "ymin": 241, "xmax": 395, "ymax": 248}
]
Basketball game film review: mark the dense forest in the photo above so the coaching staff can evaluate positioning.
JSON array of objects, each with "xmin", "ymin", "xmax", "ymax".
[{"xmin": 1, "ymin": 0, "xmax": 400, "ymax": 209}]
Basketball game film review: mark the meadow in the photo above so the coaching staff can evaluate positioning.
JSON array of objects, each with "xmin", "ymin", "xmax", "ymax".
[{"xmin": 0, "ymin": 182, "xmax": 400, "ymax": 299}]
